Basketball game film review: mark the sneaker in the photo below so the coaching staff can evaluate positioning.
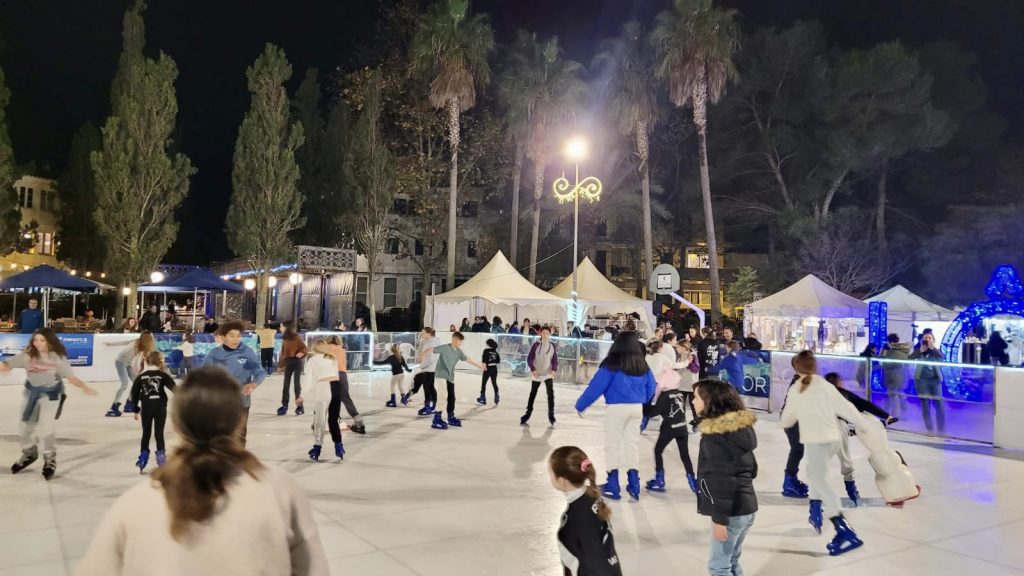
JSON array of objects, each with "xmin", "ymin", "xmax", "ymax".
[
  {"xmin": 11, "ymin": 446, "xmax": 38, "ymax": 474},
  {"xmin": 447, "ymin": 415, "xmax": 462, "ymax": 427},
  {"xmin": 350, "ymin": 423, "xmax": 367, "ymax": 435},
  {"xmin": 42, "ymin": 453, "xmax": 56, "ymax": 481}
]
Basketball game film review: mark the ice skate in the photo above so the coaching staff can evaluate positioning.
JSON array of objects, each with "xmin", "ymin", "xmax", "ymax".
[
  {"xmin": 645, "ymin": 469, "xmax": 666, "ymax": 493},
  {"xmin": 123, "ymin": 400, "xmax": 137, "ymax": 414},
  {"xmin": 686, "ymin": 473, "xmax": 699, "ymax": 495},
  {"xmin": 334, "ymin": 442, "xmax": 345, "ymax": 460},
  {"xmin": 385, "ymin": 394, "xmax": 397, "ymax": 408},
  {"xmin": 308, "ymin": 445, "xmax": 322, "ymax": 462},
  {"xmin": 447, "ymin": 415, "xmax": 462, "ymax": 427},
  {"xmin": 400, "ymin": 393, "xmax": 410, "ymax": 406},
  {"xmin": 519, "ymin": 412, "xmax": 531, "ymax": 426},
  {"xmin": 782, "ymin": 474, "xmax": 809, "ymax": 498},
  {"xmin": 845, "ymin": 480, "xmax": 861, "ymax": 507},
  {"xmin": 276, "ymin": 404, "xmax": 288, "ymax": 416},
  {"xmin": 350, "ymin": 422, "xmax": 366, "ymax": 435},
  {"xmin": 548, "ymin": 414, "xmax": 556, "ymax": 427},
  {"xmin": 105, "ymin": 402, "xmax": 122, "ymax": 417},
  {"xmin": 626, "ymin": 469, "xmax": 641, "ymax": 501},
  {"xmin": 640, "ymin": 417, "xmax": 649, "ymax": 433},
  {"xmin": 827, "ymin": 515, "xmax": 864, "ymax": 556},
  {"xmin": 476, "ymin": 394, "xmax": 486, "ymax": 405},
  {"xmin": 808, "ymin": 499, "xmax": 823, "ymax": 534},
  {"xmin": 494, "ymin": 392, "xmax": 500, "ymax": 405},
  {"xmin": 11, "ymin": 446, "xmax": 38, "ymax": 474},
  {"xmin": 417, "ymin": 402, "xmax": 434, "ymax": 416},
  {"xmin": 431, "ymin": 411, "xmax": 449, "ymax": 430},
  {"xmin": 155, "ymin": 450, "xmax": 166, "ymax": 467},
  {"xmin": 136, "ymin": 450, "xmax": 150, "ymax": 474},
  {"xmin": 42, "ymin": 453, "xmax": 56, "ymax": 481},
  {"xmin": 295, "ymin": 402, "xmax": 305, "ymax": 416},
  {"xmin": 601, "ymin": 469, "xmax": 622, "ymax": 501}
]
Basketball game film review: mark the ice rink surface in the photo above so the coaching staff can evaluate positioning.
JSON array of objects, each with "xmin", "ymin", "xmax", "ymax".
[{"xmin": 1, "ymin": 371, "xmax": 1023, "ymax": 576}]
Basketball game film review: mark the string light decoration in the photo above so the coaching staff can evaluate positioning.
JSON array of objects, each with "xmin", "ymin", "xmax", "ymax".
[
  {"xmin": 867, "ymin": 302, "xmax": 888, "ymax": 393},
  {"xmin": 552, "ymin": 175, "xmax": 602, "ymax": 204}
]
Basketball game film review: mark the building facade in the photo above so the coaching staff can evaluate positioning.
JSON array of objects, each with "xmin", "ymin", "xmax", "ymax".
[{"xmin": 1, "ymin": 175, "xmax": 61, "ymax": 272}]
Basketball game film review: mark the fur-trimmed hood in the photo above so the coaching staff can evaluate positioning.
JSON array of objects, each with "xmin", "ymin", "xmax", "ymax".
[{"xmin": 699, "ymin": 410, "xmax": 757, "ymax": 435}]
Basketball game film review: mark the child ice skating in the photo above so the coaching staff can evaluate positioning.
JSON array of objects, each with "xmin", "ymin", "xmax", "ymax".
[
  {"xmin": 374, "ymin": 344, "xmax": 411, "ymax": 407},
  {"xmin": 549, "ymin": 446, "xmax": 622, "ymax": 576},
  {"xmin": 781, "ymin": 351, "xmax": 869, "ymax": 556},
  {"xmin": 575, "ymin": 331, "xmax": 657, "ymax": 501},
  {"xmin": 129, "ymin": 351, "xmax": 177, "ymax": 473},
  {"xmin": 521, "ymin": 326, "xmax": 558, "ymax": 426},
  {"xmin": 412, "ymin": 327, "xmax": 442, "ymax": 416},
  {"xmin": 691, "ymin": 379, "xmax": 758, "ymax": 576},
  {"xmin": 203, "ymin": 322, "xmax": 267, "ymax": 446},
  {"xmin": 105, "ymin": 331, "xmax": 155, "ymax": 416},
  {"xmin": 477, "ymin": 338, "xmax": 500, "ymax": 405},
  {"xmin": 642, "ymin": 341, "xmax": 697, "ymax": 494},
  {"xmin": 305, "ymin": 341, "xmax": 345, "ymax": 461},
  {"xmin": 175, "ymin": 332, "xmax": 195, "ymax": 377},
  {"xmin": 2, "ymin": 328, "xmax": 98, "ymax": 480},
  {"xmin": 429, "ymin": 332, "xmax": 487, "ymax": 429}
]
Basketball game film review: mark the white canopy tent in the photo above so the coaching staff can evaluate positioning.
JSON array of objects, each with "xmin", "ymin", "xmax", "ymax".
[
  {"xmin": 865, "ymin": 284, "xmax": 956, "ymax": 343},
  {"xmin": 426, "ymin": 251, "xmax": 568, "ymax": 331},
  {"xmin": 744, "ymin": 274, "xmax": 869, "ymax": 355},
  {"xmin": 548, "ymin": 257, "xmax": 655, "ymax": 335}
]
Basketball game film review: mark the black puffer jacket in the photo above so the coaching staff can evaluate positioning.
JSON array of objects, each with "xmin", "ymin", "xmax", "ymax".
[{"xmin": 696, "ymin": 410, "xmax": 759, "ymax": 525}]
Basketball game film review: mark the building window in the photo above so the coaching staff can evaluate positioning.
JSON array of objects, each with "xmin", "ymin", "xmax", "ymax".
[
  {"xmin": 355, "ymin": 275, "xmax": 369, "ymax": 306},
  {"xmin": 39, "ymin": 233, "xmax": 53, "ymax": 256},
  {"xmin": 460, "ymin": 201, "xmax": 478, "ymax": 217},
  {"xmin": 39, "ymin": 191, "xmax": 46, "ymax": 212},
  {"xmin": 594, "ymin": 250, "xmax": 608, "ymax": 274},
  {"xmin": 686, "ymin": 251, "xmax": 710, "ymax": 269},
  {"xmin": 385, "ymin": 237, "xmax": 400, "ymax": 255},
  {"xmin": 467, "ymin": 241, "xmax": 477, "ymax": 258},
  {"xmin": 413, "ymin": 277, "xmax": 423, "ymax": 302},
  {"xmin": 383, "ymin": 277, "xmax": 398, "ymax": 308},
  {"xmin": 414, "ymin": 239, "xmax": 424, "ymax": 256},
  {"xmin": 392, "ymin": 197, "xmax": 410, "ymax": 215},
  {"xmin": 25, "ymin": 188, "xmax": 33, "ymax": 209},
  {"xmin": 596, "ymin": 220, "xmax": 608, "ymax": 238}
]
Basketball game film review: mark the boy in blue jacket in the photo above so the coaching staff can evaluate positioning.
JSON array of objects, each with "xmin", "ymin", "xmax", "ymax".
[
  {"xmin": 576, "ymin": 331, "xmax": 657, "ymax": 501},
  {"xmin": 203, "ymin": 321, "xmax": 266, "ymax": 446}
]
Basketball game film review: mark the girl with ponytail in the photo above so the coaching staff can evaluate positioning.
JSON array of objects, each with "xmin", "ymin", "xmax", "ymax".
[
  {"xmin": 77, "ymin": 367, "xmax": 329, "ymax": 575},
  {"xmin": 549, "ymin": 446, "xmax": 622, "ymax": 576}
]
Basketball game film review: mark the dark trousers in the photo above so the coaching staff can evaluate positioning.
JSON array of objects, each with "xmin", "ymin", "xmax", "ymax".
[
  {"xmin": 445, "ymin": 380, "xmax": 457, "ymax": 417},
  {"xmin": 261, "ymin": 348, "xmax": 274, "ymax": 374},
  {"xmin": 140, "ymin": 401, "xmax": 167, "ymax": 452},
  {"xmin": 416, "ymin": 372, "xmax": 437, "ymax": 406},
  {"xmin": 282, "ymin": 357, "xmax": 302, "ymax": 405},
  {"xmin": 337, "ymin": 372, "xmax": 362, "ymax": 424},
  {"xmin": 480, "ymin": 367, "xmax": 498, "ymax": 397},
  {"xmin": 524, "ymin": 378, "xmax": 554, "ymax": 419},
  {"xmin": 784, "ymin": 424, "xmax": 804, "ymax": 478},
  {"xmin": 327, "ymin": 381, "xmax": 343, "ymax": 443},
  {"xmin": 240, "ymin": 405, "xmax": 251, "ymax": 447},
  {"xmin": 654, "ymin": 432, "xmax": 694, "ymax": 476}
]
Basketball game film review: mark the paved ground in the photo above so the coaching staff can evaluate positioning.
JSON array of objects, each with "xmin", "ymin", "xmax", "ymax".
[{"xmin": 1, "ymin": 370, "xmax": 1023, "ymax": 575}]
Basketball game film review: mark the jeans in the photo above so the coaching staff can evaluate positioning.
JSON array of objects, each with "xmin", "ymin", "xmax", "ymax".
[
  {"xmin": 917, "ymin": 378, "xmax": 945, "ymax": 433},
  {"xmin": 20, "ymin": 389, "xmax": 60, "ymax": 455},
  {"xmin": 708, "ymin": 513, "xmax": 755, "ymax": 576},
  {"xmin": 113, "ymin": 360, "xmax": 133, "ymax": 404}
]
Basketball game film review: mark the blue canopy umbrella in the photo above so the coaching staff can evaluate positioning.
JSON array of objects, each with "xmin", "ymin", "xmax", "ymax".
[
  {"xmin": 0, "ymin": 265, "xmax": 106, "ymax": 324},
  {"xmin": 138, "ymin": 267, "xmax": 244, "ymax": 329}
]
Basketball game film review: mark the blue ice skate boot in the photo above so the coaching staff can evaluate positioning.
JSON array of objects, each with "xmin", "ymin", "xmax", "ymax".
[
  {"xmin": 640, "ymin": 417, "xmax": 649, "ymax": 432},
  {"xmin": 400, "ymin": 393, "xmax": 410, "ymax": 406},
  {"xmin": 105, "ymin": 402, "xmax": 122, "ymax": 417},
  {"xmin": 808, "ymin": 499, "xmax": 823, "ymax": 534},
  {"xmin": 476, "ymin": 394, "xmax": 486, "ymax": 405},
  {"xmin": 782, "ymin": 474, "xmax": 809, "ymax": 498},
  {"xmin": 645, "ymin": 469, "xmax": 666, "ymax": 493},
  {"xmin": 276, "ymin": 404, "xmax": 288, "ymax": 416},
  {"xmin": 385, "ymin": 394, "xmax": 397, "ymax": 408},
  {"xmin": 494, "ymin": 392, "xmax": 500, "ymax": 405},
  {"xmin": 602, "ymin": 470, "xmax": 622, "ymax": 501},
  {"xmin": 334, "ymin": 442, "xmax": 345, "ymax": 460},
  {"xmin": 308, "ymin": 445, "xmax": 322, "ymax": 462},
  {"xmin": 123, "ymin": 400, "xmax": 138, "ymax": 414},
  {"xmin": 431, "ymin": 411, "xmax": 449, "ymax": 430},
  {"xmin": 687, "ymin": 473, "xmax": 699, "ymax": 495},
  {"xmin": 447, "ymin": 414, "xmax": 462, "ymax": 427},
  {"xmin": 417, "ymin": 402, "xmax": 435, "ymax": 416},
  {"xmin": 827, "ymin": 515, "xmax": 864, "ymax": 556},
  {"xmin": 626, "ymin": 469, "xmax": 641, "ymax": 501},
  {"xmin": 845, "ymin": 480, "xmax": 861, "ymax": 507},
  {"xmin": 155, "ymin": 450, "xmax": 166, "ymax": 468},
  {"xmin": 136, "ymin": 450, "xmax": 150, "ymax": 474},
  {"xmin": 295, "ymin": 403, "xmax": 304, "ymax": 416}
]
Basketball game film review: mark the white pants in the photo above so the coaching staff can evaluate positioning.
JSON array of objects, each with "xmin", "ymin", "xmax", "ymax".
[
  {"xmin": 806, "ymin": 442, "xmax": 843, "ymax": 518},
  {"xmin": 20, "ymin": 391, "xmax": 60, "ymax": 455},
  {"xmin": 311, "ymin": 399, "xmax": 329, "ymax": 445},
  {"xmin": 605, "ymin": 403, "xmax": 642, "ymax": 471},
  {"xmin": 837, "ymin": 420, "xmax": 855, "ymax": 482},
  {"xmin": 390, "ymin": 374, "xmax": 406, "ymax": 395}
]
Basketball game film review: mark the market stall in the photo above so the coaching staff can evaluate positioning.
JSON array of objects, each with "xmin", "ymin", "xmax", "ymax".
[
  {"xmin": 744, "ymin": 274, "xmax": 868, "ymax": 355},
  {"xmin": 138, "ymin": 267, "xmax": 244, "ymax": 330},
  {"xmin": 864, "ymin": 284, "xmax": 955, "ymax": 344},
  {"xmin": 547, "ymin": 256, "xmax": 655, "ymax": 335},
  {"xmin": 425, "ymin": 251, "xmax": 568, "ymax": 331},
  {"xmin": 0, "ymin": 265, "xmax": 106, "ymax": 327}
]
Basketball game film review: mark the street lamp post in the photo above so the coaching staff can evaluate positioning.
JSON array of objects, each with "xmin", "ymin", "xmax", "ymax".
[{"xmin": 552, "ymin": 136, "xmax": 602, "ymax": 321}]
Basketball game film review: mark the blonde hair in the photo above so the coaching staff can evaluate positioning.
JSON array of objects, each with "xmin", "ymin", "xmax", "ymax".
[
  {"xmin": 135, "ymin": 332, "xmax": 156, "ymax": 356},
  {"xmin": 312, "ymin": 340, "xmax": 335, "ymax": 359},
  {"xmin": 792, "ymin": 350, "xmax": 817, "ymax": 392},
  {"xmin": 146, "ymin": 351, "xmax": 166, "ymax": 371}
]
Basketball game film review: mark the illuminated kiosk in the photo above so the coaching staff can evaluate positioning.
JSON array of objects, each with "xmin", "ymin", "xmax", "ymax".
[
  {"xmin": 865, "ymin": 284, "xmax": 956, "ymax": 344},
  {"xmin": 744, "ymin": 274, "xmax": 868, "ymax": 355},
  {"xmin": 940, "ymin": 265, "xmax": 1024, "ymax": 364}
]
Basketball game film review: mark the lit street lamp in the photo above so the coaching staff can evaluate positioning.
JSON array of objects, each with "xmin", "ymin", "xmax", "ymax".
[{"xmin": 552, "ymin": 135, "xmax": 602, "ymax": 316}]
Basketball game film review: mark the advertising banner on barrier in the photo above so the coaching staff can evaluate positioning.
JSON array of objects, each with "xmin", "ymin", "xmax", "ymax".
[
  {"xmin": 0, "ymin": 333, "xmax": 94, "ymax": 366},
  {"xmin": 713, "ymin": 349, "xmax": 772, "ymax": 399},
  {"xmin": 0, "ymin": 334, "xmax": 29, "ymax": 360}
]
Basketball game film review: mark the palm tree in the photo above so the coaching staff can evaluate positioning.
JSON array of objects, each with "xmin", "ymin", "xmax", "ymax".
[
  {"xmin": 409, "ymin": 0, "xmax": 494, "ymax": 289},
  {"xmin": 652, "ymin": 0, "xmax": 740, "ymax": 322},
  {"xmin": 593, "ymin": 20, "xmax": 660, "ymax": 286}
]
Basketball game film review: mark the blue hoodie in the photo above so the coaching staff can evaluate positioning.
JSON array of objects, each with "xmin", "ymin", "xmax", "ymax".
[
  {"xmin": 204, "ymin": 344, "xmax": 266, "ymax": 407},
  {"xmin": 709, "ymin": 352, "xmax": 756, "ymax": 389},
  {"xmin": 18, "ymin": 308, "xmax": 43, "ymax": 334},
  {"xmin": 575, "ymin": 367, "xmax": 657, "ymax": 412}
]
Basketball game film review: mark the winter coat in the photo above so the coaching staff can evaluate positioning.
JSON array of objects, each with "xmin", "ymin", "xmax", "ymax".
[
  {"xmin": 482, "ymin": 348, "xmax": 501, "ymax": 367},
  {"xmin": 696, "ymin": 410, "xmax": 759, "ymax": 525},
  {"xmin": 557, "ymin": 489, "xmax": 622, "ymax": 576},
  {"xmin": 882, "ymin": 342, "xmax": 911, "ymax": 391},
  {"xmin": 779, "ymin": 374, "xmax": 867, "ymax": 444},
  {"xmin": 575, "ymin": 367, "xmax": 657, "ymax": 412},
  {"xmin": 643, "ymin": 388, "xmax": 689, "ymax": 438}
]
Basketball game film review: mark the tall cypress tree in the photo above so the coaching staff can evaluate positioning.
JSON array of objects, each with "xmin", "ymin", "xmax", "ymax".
[
  {"xmin": 226, "ymin": 43, "xmax": 304, "ymax": 327},
  {"xmin": 0, "ymin": 66, "xmax": 19, "ymax": 255},
  {"xmin": 92, "ymin": 0, "xmax": 195, "ymax": 319},
  {"xmin": 57, "ymin": 122, "xmax": 104, "ymax": 270}
]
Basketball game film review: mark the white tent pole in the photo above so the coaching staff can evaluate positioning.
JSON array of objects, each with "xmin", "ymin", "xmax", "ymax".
[
  {"xmin": 12, "ymin": 291, "xmax": 16, "ymax": 320},
  {"xmin": 72, "ymin": 290, "xmax": 76, "ymax": 320},
  {"xmin": 44, "ymin": 288, "xmax": 50, "ymax": 327},
  {"xmin": 191, "ymin": 288, "xmax": 198, "ymax": 330}
]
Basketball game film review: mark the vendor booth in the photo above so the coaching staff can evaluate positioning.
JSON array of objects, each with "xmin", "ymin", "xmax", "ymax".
[
  {"xmin": 864, "ymin": 284, "xmax": 955, "ymax": 344},
  {"xmin": 547, "ymin": 257, "xmax": 655, "ymax": 335},
  {"xmin": 425, "ymin": 251, "xmax": 568, "ymax": 331},
  {"xmin": 138, "ymin": 267, "xmax": 244, "ymax": 330},
  {"xmin": 0, "ymin": 265, "xmax": 107, "ymax": 327},
  {"xmin": 744, "ymin": 274, "xmax": 868, "ymax": 355}
]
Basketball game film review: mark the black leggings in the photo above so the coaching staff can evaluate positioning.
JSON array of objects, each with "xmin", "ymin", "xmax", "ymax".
[
  {"xmin": 416, "ymin": 372, "xmax": 437, "ymax": 406},
  {"xmin": 140, "ymin": 402, "xmax": 167, "ymax": 452},
  {"xmin": 337, "ymin": 373, "xmax": 362, "ymax": 423},
  {"xmin": 480, "ymin": 367, "xmax": 498, "ymax": 396},
  {"xmin": 445, "ymin": 380, "xmax": 457, "ymax": 416},
  {"xmin": 784, "ymin": 423, "xmax": 804, "ymax": 478},
  {"xmin": 327, "ymin": 381, "xmax": 343, "ymax": 443},
  {"xmin": 654, "ymin": 432, "xmax": 694, "ymax": 475},
  {"xmin": 282, "ymin": 357, "xmax": 302, "ymax": 404},
  {"xmin": 261, "ymin": 348, "xmax": 274, "ymax": 374},
  {"xmin": 524, "ymin": 378, "xmax": 554, "ymax": 418}
]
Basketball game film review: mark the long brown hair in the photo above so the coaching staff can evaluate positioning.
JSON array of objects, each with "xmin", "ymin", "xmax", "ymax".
[
  {"xmin": 549, "ymin": 446, "xmax": 611, "ymax": 522},
  {"xmin": 145, "ymin": 351, "xmax": 166, "ymax": 371},
  {"xmin": 134, "ymin": 331, "xmax": 156, "ymax": 356},
  {"xmin": 792, "ymin": 350, "xmax": 818, "ymax": 392},
  {"xmin": 26, "ymin": 328, "xmax": 67, "ymax": 359},
  {"xmin": 153, "ymin": 367, "xmax": 263, "ymax": 541}
]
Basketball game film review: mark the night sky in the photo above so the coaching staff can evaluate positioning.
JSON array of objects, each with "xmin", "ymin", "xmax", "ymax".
[{"xmin": 2, "ymin": 0, "xmax": 1021, "ymax": 264}]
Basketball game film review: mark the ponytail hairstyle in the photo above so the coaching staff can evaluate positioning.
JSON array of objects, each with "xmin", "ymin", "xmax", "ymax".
[
  {"xmin": 153, "ymin": 367, "xmax": 264, "ymax": 541},
  {"xmin": 646, "ymin": 339, "xmax": 663, "ymax": 355},
  {"xmin": 145, "ymin": 350, "xmax": 166, "ymax": 371},
  {"xmin": 792, "ymin": 350, "xmax": 818, "ymax": 392},
  {"xmin": 311, "ymin": 339, "xmax": 335, "ymax": 360},
  {"xmin": 390, "ymin": 343, "xmax": 402, "ymax": 357},
  {"xmin": 549, "ymin": 446, "xmax": 611, "ymax": 522},
  {"xmin": 135, "ymin": 331, "xmax": 156, "ymax": 356}
]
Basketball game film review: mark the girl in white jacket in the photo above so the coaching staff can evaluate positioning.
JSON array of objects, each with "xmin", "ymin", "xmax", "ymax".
[
  {"xmin": 780, "ymin": 350, "xmax": 868, "ymax": 557},
  {"xmin": 305, "ymin": 341, "xmax": 344, "ymax": 462}
]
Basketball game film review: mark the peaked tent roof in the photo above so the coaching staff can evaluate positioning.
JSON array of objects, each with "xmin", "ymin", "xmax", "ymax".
[
  {"xmin": 433, "ymin": 251, "xmax": 565, "ymax": 304},
  {"xmin": 0, "ymin": 265, "xmax": 104, "ymax": 292},
  {"xmin": 745, "ymin": 274, "xmax": 868, "ymax": 318},
  {"xmin": 137, "ymin": 268, "xmax": 244, "ymax": 293},
  {"xmin": 864, "ymin": 285, "xmax": 956, "ymax": 321},
  {"xmin": 549, "ymin": 257, "xmax": 646, "ymax": 303}
]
